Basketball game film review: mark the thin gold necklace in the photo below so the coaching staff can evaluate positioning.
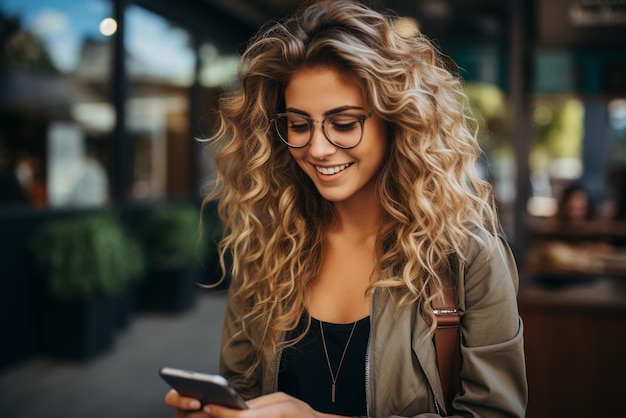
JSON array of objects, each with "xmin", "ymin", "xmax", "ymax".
[{"xmin": 319, "ymin": 319, "xmax": 358, "ymax": 403}]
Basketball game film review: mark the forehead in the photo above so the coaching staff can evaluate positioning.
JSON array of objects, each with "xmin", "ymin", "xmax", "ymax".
[
  {"xmin": 284, "ymin": 66, "xmax": 365, "ymax": 111},
  {"xmin": 568, "ymin": 191, "xmax": 588, "ymax": 202}
]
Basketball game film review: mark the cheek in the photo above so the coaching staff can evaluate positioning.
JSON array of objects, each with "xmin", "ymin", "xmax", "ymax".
[
  {"xmin": 368, "ymin": 133, "xmax": 389, "ymax": 169},
  {"xmin": 288, "ymin": 148, "xmax": 308, "ymax": 170},
  {"xmin": 288, "ymin": 148, "xmax": 304, "ymax": 162},
  {"xmin": 367, "ymin": 119, "xmax": 389, "ymax": 153}
]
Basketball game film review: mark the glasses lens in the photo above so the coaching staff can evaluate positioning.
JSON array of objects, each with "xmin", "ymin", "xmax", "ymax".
[
  {"xmin": 324, "ymin": 114, "xmax": 363, "ymax": 148},
  {"xmin": 274, "ymin": 115, "xmax": 311, "ymax": 147}
]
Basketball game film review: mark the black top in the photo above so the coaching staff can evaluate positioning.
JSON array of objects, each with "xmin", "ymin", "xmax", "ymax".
[{"xmin": 278, "ymin": 315, "xmax": 370, "ymax": 416}]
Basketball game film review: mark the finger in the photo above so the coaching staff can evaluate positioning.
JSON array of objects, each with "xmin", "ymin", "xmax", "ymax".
[{"xmin": 165, "ymin": 389, "xmax": 202, "ymax": 411}]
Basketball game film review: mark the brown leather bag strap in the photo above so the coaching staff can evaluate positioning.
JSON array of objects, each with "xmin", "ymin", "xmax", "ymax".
[{"xmin": 432, "ymin": 285, "xmax": 461, "ymax": 415}]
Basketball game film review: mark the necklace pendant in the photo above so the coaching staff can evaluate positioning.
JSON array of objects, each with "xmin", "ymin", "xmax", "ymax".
[{"xmin": 320, "ymin": 320, "xmax": 358, "ymax": 405}]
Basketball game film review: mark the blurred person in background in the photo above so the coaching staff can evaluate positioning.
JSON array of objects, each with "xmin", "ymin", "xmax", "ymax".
[
  {"xmin": 556, "ymin": 182, "xmax": 595, "ymax": 223},
  {"xmin": 529, "ymin": 180, "xmax": 626, "ymax": 275}
]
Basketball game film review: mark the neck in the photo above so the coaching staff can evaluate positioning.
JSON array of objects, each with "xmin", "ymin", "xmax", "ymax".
[{"xmin": 331, "ymin": 198, "xmax": 382, "ymax": 242}]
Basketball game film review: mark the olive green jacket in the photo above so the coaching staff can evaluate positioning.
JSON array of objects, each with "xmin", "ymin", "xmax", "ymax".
[{"xmin": 220, "ymin": 232, "xmax": 527, "ymax": 417}]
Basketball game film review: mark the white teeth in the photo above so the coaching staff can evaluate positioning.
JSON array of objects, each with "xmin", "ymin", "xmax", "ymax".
[{"xmin": 315, "ymin": 163, "xmax": 350, "ymax": 175}]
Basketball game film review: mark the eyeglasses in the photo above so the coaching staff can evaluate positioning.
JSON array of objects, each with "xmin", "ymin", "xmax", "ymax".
[{"xmin": 269, "ymin": 111, "xmax": 374, "ymax": 149}]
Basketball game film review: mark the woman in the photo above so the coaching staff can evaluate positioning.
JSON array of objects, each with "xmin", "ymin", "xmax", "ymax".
[
  {"xmin": 557, "ymin": 182, "xmax": 594, "ymax": 223},
  {"xmin": 166, "ymin": 0, "xmax": 527, "ymax": 416}
]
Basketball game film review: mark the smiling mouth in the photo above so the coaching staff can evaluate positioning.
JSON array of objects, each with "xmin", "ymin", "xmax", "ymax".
[{"xmin": 315, "ymin": 163, "xmax": 351, "ymax": 175}]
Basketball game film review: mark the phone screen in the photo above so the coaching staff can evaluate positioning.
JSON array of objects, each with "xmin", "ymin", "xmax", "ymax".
[{"xmin": 159, "ymin": 367, "xmax": 248, "ymax": 410}]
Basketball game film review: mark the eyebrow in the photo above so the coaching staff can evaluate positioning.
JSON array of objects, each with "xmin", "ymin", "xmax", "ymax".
[{"xmin": 284, "ymin": 105, "xmax": 365, "ymax": 117}]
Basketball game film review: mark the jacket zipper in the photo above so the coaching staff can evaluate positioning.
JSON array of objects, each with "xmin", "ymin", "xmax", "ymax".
[
  {"xmin": 365, "ymin": 288, "xmax": 376, "ymax": 417},
  {"xmin": 434, "ymin": 396, "xmax": 443, "ymax": 415},
  {"xmin": 273, "ymin": 332, "xmax": 286, "ymax": 392}
]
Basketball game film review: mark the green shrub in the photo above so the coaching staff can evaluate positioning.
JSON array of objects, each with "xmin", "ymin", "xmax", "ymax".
[
  {"xmin": 33, "ymin": 214, "xmax": 145, "ymax": 299},
  {"xmin": 140, "ymin": 204, "xmax": 201, "ymax": 264}
]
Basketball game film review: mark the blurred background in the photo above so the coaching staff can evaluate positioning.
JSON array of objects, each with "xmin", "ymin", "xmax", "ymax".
[{"xmin": 0, "ymin": 0, "xmax": 624, "ymax": 417}]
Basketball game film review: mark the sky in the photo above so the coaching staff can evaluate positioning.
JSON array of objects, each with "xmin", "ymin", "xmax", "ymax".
[
  {"xmin": 2, "ymin": 0, "xmax": 110, "ymax": 71},
  {"xmin": 0, "ymin": 0, "xmax": 196, "ymax": 81}
]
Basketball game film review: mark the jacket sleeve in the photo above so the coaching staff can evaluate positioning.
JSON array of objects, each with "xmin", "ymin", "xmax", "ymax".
[
  {"xmin": 450, "ymin": 232, "xmax": 528, "ymax": 417},
  {"xmin": 219, "ymin": 276, "xmax": 263, "ymax": 401}
]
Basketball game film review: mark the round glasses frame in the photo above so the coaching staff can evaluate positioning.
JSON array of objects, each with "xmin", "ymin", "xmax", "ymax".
[{"xmin": 269, "ymin": 111, "xmax": 374, "ymax": 149}]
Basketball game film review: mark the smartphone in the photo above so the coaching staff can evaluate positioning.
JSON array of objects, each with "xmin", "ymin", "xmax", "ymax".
[{"xmin": 159, "ymin": 367, "xmax": 248, "ymax": 410}]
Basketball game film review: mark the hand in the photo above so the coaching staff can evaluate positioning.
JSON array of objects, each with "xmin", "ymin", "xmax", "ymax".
[
  {"xmin": 205, "ymin": 392, "xmax": 338, "ymax": 418},
  {"xmin": 164, "ymin": 389, "xmax": 211, "ymax": 418}
]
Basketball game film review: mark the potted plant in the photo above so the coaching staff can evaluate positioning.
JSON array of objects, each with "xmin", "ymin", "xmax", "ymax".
[
  {"xmin": 32, "ymin": 213, "xmax": 144, "ymax": 361},
  {"xmin": 136, "ymin": 203, "xmax": 203, "ymax": 313}
]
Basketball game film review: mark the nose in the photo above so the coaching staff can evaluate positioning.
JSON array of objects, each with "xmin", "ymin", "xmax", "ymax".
[{"xmin": 307, "ymin": 122, "xmax": 337, "ymax": 158}]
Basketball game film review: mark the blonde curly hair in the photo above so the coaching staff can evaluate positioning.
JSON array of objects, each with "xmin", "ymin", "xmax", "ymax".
[{"xmin": 202, "ymin": 0, "xmax": 499, "ymax": 377}]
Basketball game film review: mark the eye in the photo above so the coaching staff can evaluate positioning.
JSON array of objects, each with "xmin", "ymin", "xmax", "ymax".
[
  {"xmin": 288, "ymin": 118, "xmax": 310, "ymax": 133},
  {"xmin": 328, "ymin": 115, "xmax": 359, "ymax": 131}
]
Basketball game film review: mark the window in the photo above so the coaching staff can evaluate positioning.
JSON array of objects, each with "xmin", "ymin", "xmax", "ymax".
[
  {"xmin": 125, "ymin": 5, "xmax": 196, "ymax": 201},
  {"xmin": 0, "ymin": 0, "xmax": 114, "ymax": 208}
]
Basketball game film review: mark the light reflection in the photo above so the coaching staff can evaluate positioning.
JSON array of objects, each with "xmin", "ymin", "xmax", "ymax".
[{"xmin": 99, "ymin": 17, "xmax": 117, "ymax": 36}]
